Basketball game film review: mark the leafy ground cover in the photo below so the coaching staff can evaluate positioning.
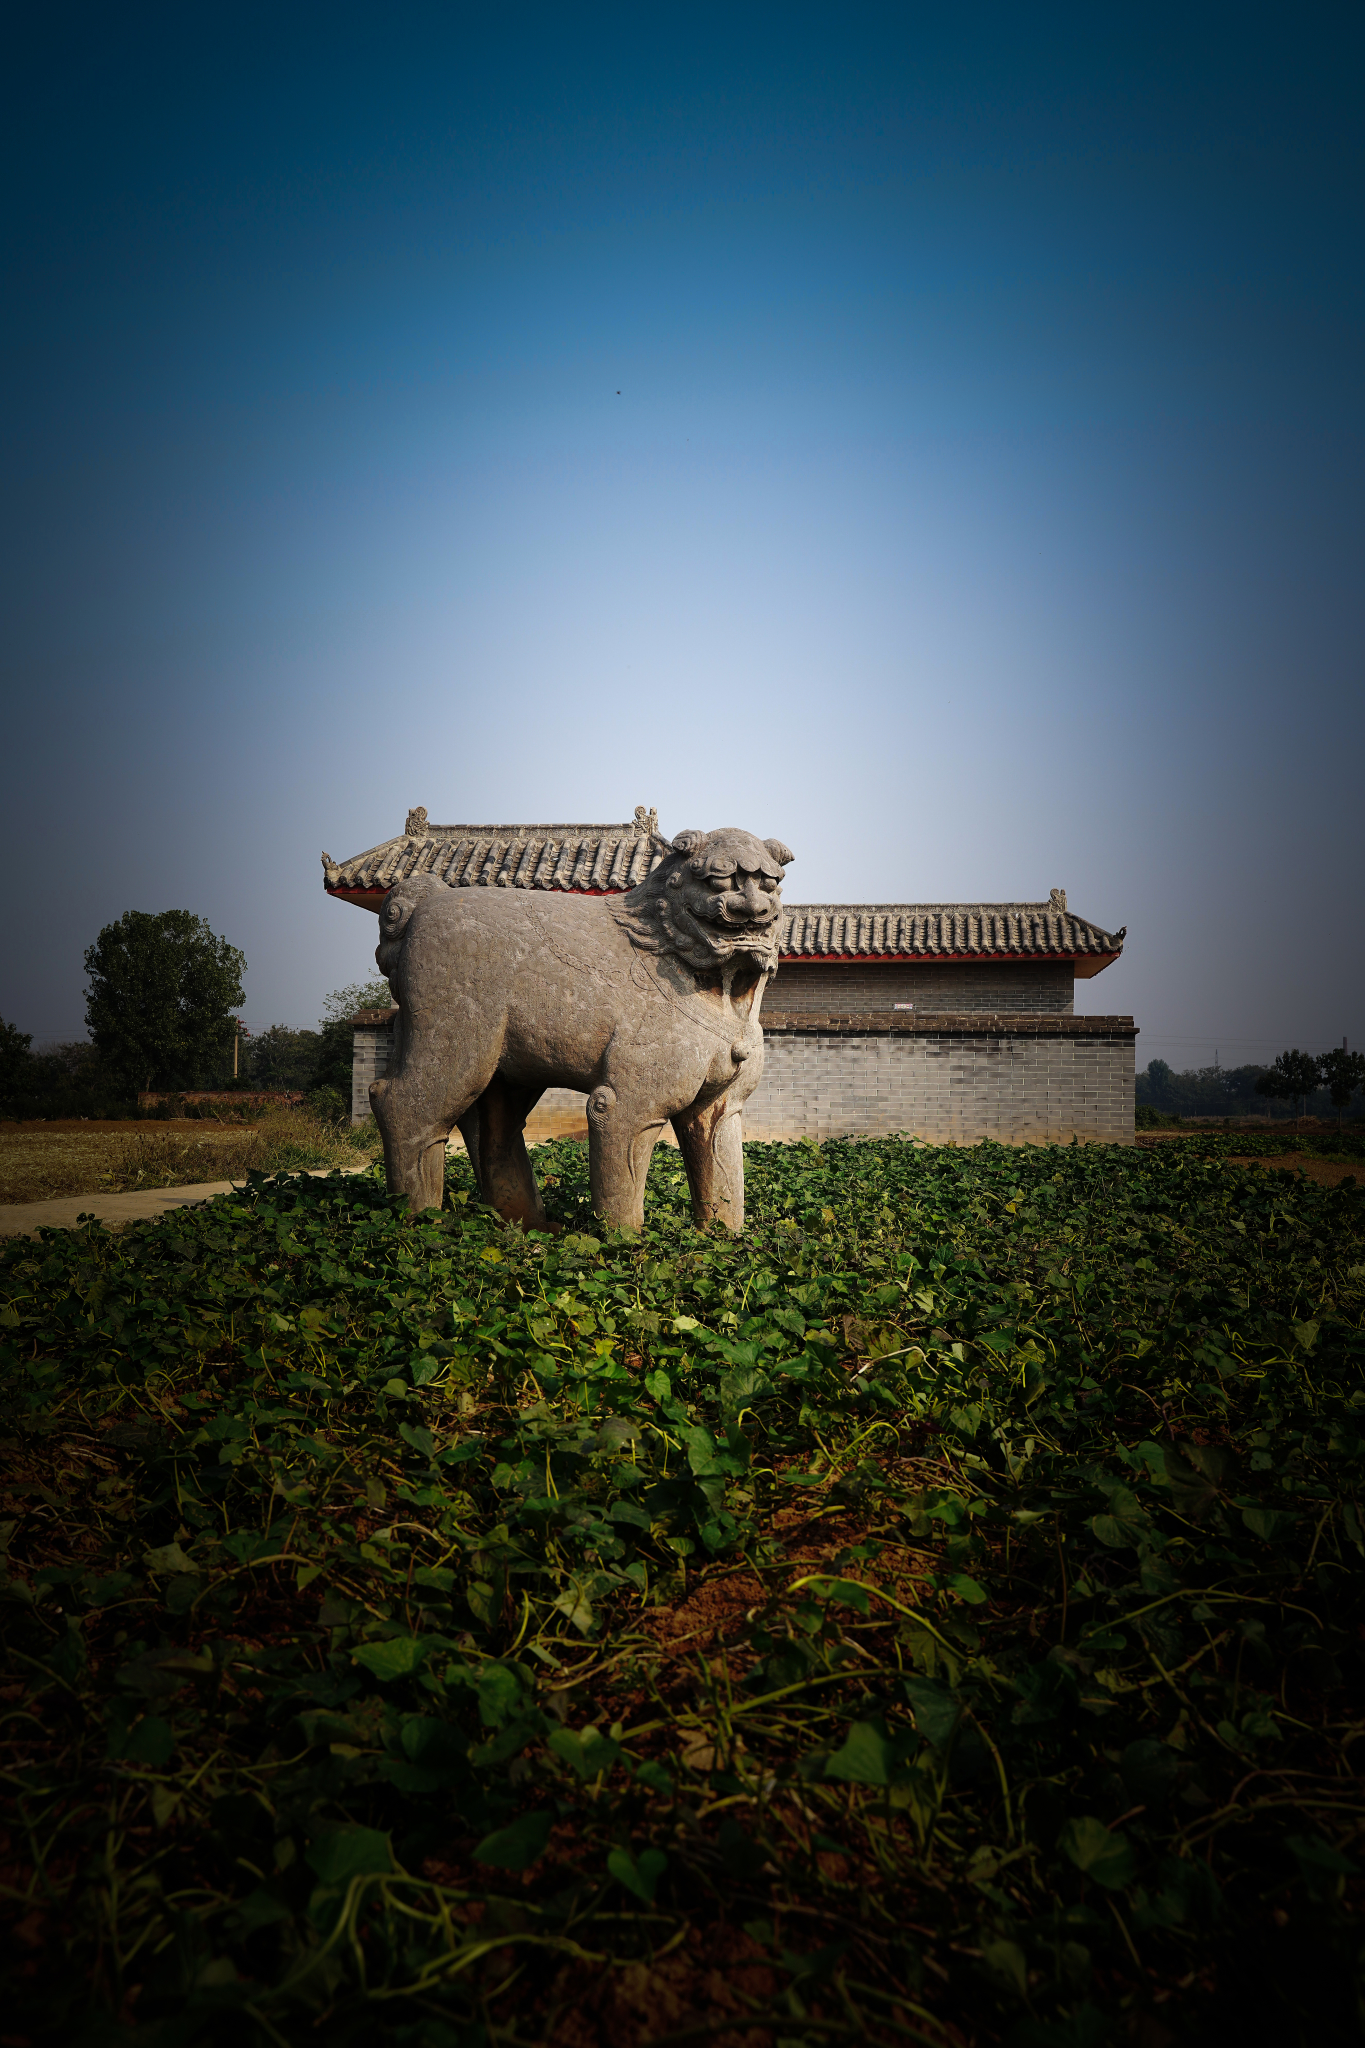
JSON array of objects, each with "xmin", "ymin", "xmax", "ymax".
[
  {"xmin": 1135, "ymin": 1117, "xmax": 1365, "ymax": 1157},
  {"xmin": 1, "ymin": 1137, "xmax": 1362, "ymax": 2048},
  {"xmin": 1135, "ymin": 1131, "xmax": 1365, "ymax": 1192},
  {"xmin": 0, "ymin": 1111, "xmax": 381, "ymax": 1205},
  {"xmin": 1173, "ymin": 1129, "xmax": 1365, "ymax": 1161}
]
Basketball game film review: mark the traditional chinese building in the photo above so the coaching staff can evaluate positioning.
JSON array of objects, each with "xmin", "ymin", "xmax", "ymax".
[{"xmin": 324, "ymin": 806, "xmax": 1135, "ymax": 1144}]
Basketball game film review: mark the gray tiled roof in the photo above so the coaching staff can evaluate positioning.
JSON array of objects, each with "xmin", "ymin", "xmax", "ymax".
[
  {"xmin": 322, "ymin": 810, "xmax": 664, "ymax": 898},
  {"xmin": 321, "ymin": 814, "xmax": 1123, "ymax": 964},
  {"xmin": 779, "ymin": 901, "xmax": 1124, "ymax": 962}
]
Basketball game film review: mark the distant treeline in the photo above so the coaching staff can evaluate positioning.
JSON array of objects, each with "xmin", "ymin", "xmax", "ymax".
[
  {"xmin": 1, "ymin": 980, "xmax": 390, "ymax": 1122},
  {"xmin": 1137, "ymin": 1059, "xmax": 1340, "ymax": 1120}
]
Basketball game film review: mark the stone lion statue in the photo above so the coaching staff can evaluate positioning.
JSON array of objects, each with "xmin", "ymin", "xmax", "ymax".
[{"xmin": 369, "ymin": 825, "xmax": 794, "ymax": 1231}]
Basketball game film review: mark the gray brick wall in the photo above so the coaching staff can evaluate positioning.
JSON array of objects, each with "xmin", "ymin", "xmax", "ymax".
[
  {"xmin": 745, "ymin": 1018, "xmax": 1135, "ymax": 1145},
  {"xmin": 355, "ymin": 1014, "xmax": 1135, "ymax": 1148},
  {"xmin": 352, "ymin": 1021, "xmax": 394, "ymax": 1124},
  {"xmin": 768, "ymin": 960, "xmax": 1075, "ymax": 1013}
]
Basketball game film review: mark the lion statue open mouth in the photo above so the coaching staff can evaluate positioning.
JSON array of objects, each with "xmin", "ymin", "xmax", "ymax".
[
  {"xmin": 369, "ymin": 825, "xmax": 794, "ymax": 1233},
  {"xmin": 613, "ymin": 825, "xmax": 791, "ymax": 975}
]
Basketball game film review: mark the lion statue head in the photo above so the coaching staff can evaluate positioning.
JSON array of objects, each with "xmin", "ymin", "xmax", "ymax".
[{"xmin": 615, "ymin": 826, "xmax": 794, "ymax": 974}]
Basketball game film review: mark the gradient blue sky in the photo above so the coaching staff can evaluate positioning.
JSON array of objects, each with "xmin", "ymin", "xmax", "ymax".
[{"xmin": 3, "ymin": 2, "xmax": 1361, "ymax": 1070}]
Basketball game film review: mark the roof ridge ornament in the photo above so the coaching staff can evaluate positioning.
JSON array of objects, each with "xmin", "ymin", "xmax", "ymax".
[
  {"xmin": 633, "ymin": 804, "xmax": 660, "ymax": 839},
  {"xmin": 1049, "ymin": 887, "xmax": 1067, "ymax": 911},
  {"xmin": 405, "ymin": 806, "xmax": 430, "ymax": 840}
]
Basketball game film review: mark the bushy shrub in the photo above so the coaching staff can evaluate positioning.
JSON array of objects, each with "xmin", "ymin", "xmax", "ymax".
[
  {"xmin": 0, "ymin": 1021, "xmax": 134, "ymax": 1119},
  {"xmin": 305, "ymin": 1083, "xmax": 351, "ymax": 1126}
]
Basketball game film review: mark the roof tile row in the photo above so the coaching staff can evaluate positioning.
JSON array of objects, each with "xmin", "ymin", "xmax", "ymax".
[
  {"xmin": 324, "ymin": 821, "xmax": 662, "ymax": 897},
  {"xmin": 780, "ymin": 903, "xmax": 1121, "ymax": 960},
  {"xmin": 323, "ymin": 817, "xmax": 1123, "ymax": 963}
]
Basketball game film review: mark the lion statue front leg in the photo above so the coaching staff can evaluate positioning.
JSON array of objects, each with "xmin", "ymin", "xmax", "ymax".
[
  {"xmin": 672, "ymin": 1093, "xmax": 747, "ymax": 1230},
  {"xmin": 585, "ymin": 1084, "xmax": 673, "ymax": 1232}
]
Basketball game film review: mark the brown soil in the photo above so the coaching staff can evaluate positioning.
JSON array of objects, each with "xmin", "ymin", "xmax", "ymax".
[
  {"xmin": 1227, "ymin": 1155, "xmax": 1362, "ymax": 1188},
  {"xmin": 1136, "ymin": 1131, "xmax": 1362, "ymax": 1187},
  {"xmin": 1142, "ymin": 1117, "xmax": 1347, "ymax": 1136}
]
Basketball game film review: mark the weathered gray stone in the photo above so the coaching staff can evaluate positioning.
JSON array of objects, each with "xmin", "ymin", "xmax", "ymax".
[{"xmin": 370, "ymin": 827, "xmax": 793, "ymax": 1231}]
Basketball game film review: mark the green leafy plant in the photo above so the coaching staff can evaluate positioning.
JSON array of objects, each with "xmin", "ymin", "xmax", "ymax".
[{"xmin": 1, "ymin": 1136, "xmax": 1361, "ymax": 2045}]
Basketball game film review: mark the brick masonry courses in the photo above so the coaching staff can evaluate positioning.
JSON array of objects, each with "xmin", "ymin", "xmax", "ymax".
[
  {"xmin": 748, "ymin": 1014, "xmax": 1136, "ymax": 1146},
  {"xmin": 353, "ymin": 1008, "xmax": 1135, "ymax": 1148},
  {"xmin": 768, "ymin": 958, "xmax": 1075, "ymax": 1013}
]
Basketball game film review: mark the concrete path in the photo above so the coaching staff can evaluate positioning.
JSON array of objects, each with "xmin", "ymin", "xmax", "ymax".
[
  {"xmin": 0, "ymin": 1165, "xmax": 377, "ymax": 1240},
  {"xmin": 0, "ymin": 1120, "xmax": 602, "ymax": 1241}
]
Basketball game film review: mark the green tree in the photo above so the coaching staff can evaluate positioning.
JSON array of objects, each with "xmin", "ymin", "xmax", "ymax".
[
  {"xmin": 249, "ymin": 1024, "xmax": 321, "ymax": 1092},
  {"xmin": 1256, "ymin": 1048, "xmax": 1322, "ymax": 1127},
  {"xmin": 84, "ymin": 911, "xmax": 246, "ymax": 1093},
  {"xmin": 321, "ymin": 980, "xmax": 393, "ymax": 1024},
  {"xmin": 310, "ymin": 980, "xmax": 392, "ymax": 1100},
  {"xmin": 1316, "ymin": 1046, "xmax": 1365, "ymax": 1122},
  {"xmin": 0, "ymin": 1015, "xmax": 35, "ymax": 1114}
]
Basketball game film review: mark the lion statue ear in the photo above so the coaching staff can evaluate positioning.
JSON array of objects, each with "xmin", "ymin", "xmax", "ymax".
[
  {"xmin": 670, "ymin": 829, "xmax": 706, "ymax": 855},
  {"xmin": 764, "ymin": 839, "xmax": 794, "ymax": 867}
]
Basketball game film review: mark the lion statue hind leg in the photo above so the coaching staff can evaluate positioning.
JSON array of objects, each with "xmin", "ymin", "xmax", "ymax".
[
  {"xmin": 372, "ymin": 1040, "xmax": 500, "ymax": 1217},
  {"xmin": 470, "ymin": 1078, "xmax": 552, "ymax": 1232}
]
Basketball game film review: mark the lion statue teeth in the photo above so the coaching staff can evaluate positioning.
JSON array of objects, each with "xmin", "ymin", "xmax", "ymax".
[{"xmin": 370, "ymin": 825, "xmax": 793, "ymax": 1233}]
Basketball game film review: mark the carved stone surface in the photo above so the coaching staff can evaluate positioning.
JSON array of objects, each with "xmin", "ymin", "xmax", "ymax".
[{"xmin": 370, "ymin": 826, "xmax": 794, "ymax": 1231}]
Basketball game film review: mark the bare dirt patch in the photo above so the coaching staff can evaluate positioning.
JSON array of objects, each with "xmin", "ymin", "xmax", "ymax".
[
  {"xmin": 0, "ymin": 1109, "xmax": 379, "ymax": 1202},
  {"xmin": 1227, "ymin": 1153, "xmax": 1361, "ymax": 1188}
]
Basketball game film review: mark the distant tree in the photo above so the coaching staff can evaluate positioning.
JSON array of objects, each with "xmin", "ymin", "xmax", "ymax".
[
  {"xmin": 42, "ymin": 1040, "xmax": 100, "ymax": 1080},
  {"xmin": 321, "ymin": 980, "xmax": 393, "ymax": 1023},
  {"xmin": 0, "ymin": 1016, "xmax": 34, "ymax": 1113},
  {"xmin": 1138, "ymin": 1058, "xmax": 1174, "ymax": 1108},
  {"xmin": 1316, "ymin": 1047, "xmax": 1365, "ymax": 1122},
  {"xmin": 0, "ymin": 1025, "xmax": 124, "ymax": 1118},
  {"xmin": 249, "ymin": 1024, "xmax": 321, "ymax": 1092},
  {"xmin": 1256, "ymin": 1049, "xmax": 1322, "ymax": 1127},
  {"xmin": 84, "ymin": 911, "xmax": 246, "ymax": 1093},
  {"xmin": 310, "ymin": 980, "xmax": 393, "ymax": 1101},
  {"xmin": 1135, "ymin": 1058, "xmax": 1278, "ymax": 1120}
]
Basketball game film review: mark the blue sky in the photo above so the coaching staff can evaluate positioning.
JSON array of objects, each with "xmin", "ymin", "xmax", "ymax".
[{"xmin": 3, "ymin": 2, "xmax": 1361, "ymax": 1069}]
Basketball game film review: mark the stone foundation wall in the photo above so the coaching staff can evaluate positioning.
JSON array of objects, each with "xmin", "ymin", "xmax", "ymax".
[
  {"xmin": 744, "ymin": 1014, "xmax": 1135, "ymax": 1145},
  {"xmin": 354, "ymin": 1011, "xmax": 1136, "ymax": 1149},
  {"xmin": 769, "ymin": 960, "xmax": 1075, "ymax": 1013},
  {"xmin": 351, "ymin": 1019, "xmax": 395, "ymax": 1125}
]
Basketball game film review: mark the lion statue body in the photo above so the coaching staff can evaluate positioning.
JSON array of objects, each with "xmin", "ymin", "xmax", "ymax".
[{"xmin": 369, "ymin": 826, "xmax": 793, "ymax": 1231}]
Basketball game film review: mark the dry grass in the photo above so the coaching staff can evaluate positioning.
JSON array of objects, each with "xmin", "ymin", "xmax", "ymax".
[{"xmin": 0, "ymin": 1108, "xmax": 382, "ymax": 1204}]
